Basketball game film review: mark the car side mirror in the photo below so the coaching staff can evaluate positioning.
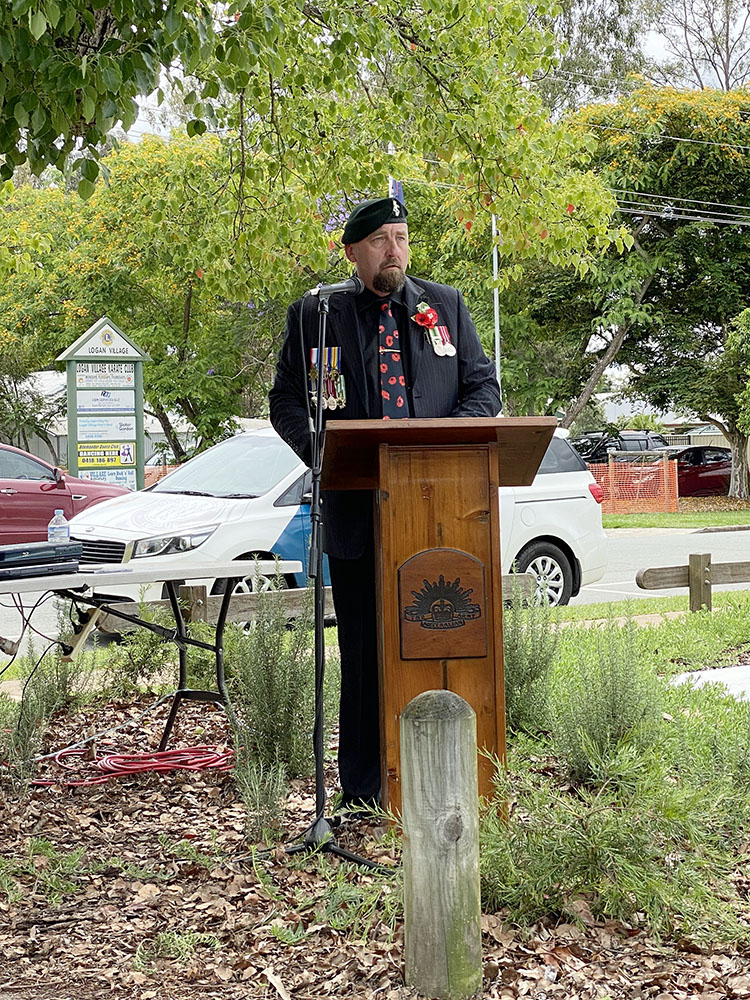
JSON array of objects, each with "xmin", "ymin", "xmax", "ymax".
[
  {"xmin": 53, "ymin": 467, "xmax": 65, "ymax": 485},
  {"xmin": 300, "ymin": 490, "xmax": 313, "ymax": 505}
]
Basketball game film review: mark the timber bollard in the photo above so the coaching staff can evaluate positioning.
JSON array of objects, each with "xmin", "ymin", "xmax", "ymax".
[{"xmin": 400, "ymin": 690, "xmax": 482, "ymax": 1000}]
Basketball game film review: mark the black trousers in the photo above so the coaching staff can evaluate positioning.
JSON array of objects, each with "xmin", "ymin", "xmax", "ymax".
[{"xmin": 328, "ymin": 540, "xmax": 381, "ymax": 802}]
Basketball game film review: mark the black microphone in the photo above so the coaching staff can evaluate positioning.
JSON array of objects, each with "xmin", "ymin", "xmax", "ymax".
[{"xmin": 304, "ymin": 275, "xmax": 364, "ymax": 298}]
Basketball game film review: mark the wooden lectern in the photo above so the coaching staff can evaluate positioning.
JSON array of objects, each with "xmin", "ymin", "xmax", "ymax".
[{"xmin": 321, "ymin": 416, "xmax": 556, "ymax": 813}]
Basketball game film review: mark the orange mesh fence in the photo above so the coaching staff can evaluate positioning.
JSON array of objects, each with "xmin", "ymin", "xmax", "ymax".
[
  {"xmin": 144, "ymin": 465, "xmax": 180, "ymax": 488},
  {"xmin": 588, "ymin": 456, "xmax": 678, "ymax": 514}
]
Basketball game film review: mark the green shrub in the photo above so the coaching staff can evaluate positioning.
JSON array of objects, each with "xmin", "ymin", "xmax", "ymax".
[
  {"xmin": 502, "ymin": 583, "xmax": 558, "ymax": 735},
  {"xmin": 226, "ymin": 586, "xmax": 315, "ymax": 779},
  {"xmin": 1, "ymin": 624, "xmax": 102, "ymax": 794},
  {"xmin": 233, "ymin": 754, "xmax": 288, "ymax": 842},
  {"xmin": 225, "ymin": 586, "xmax": 317, "ymax": 839},
  {"xmin": 104, "ymin": 596, "xmax": 179, "ymax": 692},
  {"xmin": 480, "ymin": 747, "xmax": 746, "ymax": 943},
  {"xmin": 550, "ymin": 620, "xmax": 663, "ymax": 783}
]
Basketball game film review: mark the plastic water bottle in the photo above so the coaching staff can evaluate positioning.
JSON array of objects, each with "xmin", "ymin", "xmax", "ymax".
[{"xmin": 47, "ymin": 509, "xmax": 70, "ymax": 544}]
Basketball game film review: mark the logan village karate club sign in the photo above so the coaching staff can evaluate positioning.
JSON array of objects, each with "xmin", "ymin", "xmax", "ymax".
[{"xmin": 57, "ymin": 317, "xmax": 150, "ymax": 491}]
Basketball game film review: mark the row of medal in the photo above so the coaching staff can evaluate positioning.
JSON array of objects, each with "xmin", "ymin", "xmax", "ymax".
[
  {"xmin": 307, "ymin": 326, "xmax": 456, "ymax": 408},
  {"xmin": 426, "ymin": 325, "xmax": 457, "ymax": 357},
  {"xmin": 309, "ymin": 347, "xmax": 346, "ymax": 409}
]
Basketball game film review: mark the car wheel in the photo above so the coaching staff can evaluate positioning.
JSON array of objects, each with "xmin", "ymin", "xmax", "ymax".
[
  {"xmin": 232, "ymin": 573, "xmax": 289, "ymax": 595},
  {"xmin": 211, "ymin": 569, "xmax": 290, "ymax": 596},
  {"xmin": 515, "ymin": 541, "xmax": 573, "ymax": 607}
]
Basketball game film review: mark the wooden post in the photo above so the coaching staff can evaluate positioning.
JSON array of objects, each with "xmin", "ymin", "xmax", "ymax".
[
  {"xmin": 688, "ymin": 553, "xmax": 711, "ymax": 612},
  {"xmin": 401, "ymin": 690, "xmax": 482, "ymax": 1000},
  {"xmin": 179, "ymin": 584, "xmax": 208, "ymax": 623}
]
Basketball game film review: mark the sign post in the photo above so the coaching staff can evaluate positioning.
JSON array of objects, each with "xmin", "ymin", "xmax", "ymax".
[{"xmin": 57, "ymin": 317, "xmax": 150, "ymax": 491}]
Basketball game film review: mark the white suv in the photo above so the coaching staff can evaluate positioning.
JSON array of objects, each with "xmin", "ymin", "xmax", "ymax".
[{"xmin": 70, "ymin": 426, "xmax": 606, "ymax": 606}]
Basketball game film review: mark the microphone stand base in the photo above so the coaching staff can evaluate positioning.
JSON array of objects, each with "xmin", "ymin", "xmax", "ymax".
[{"xmin": 285, "ymin": 815, "xmax": 390, "ymax": 871}]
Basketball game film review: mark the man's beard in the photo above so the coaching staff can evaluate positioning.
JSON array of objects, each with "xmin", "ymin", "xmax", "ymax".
[{"xmin": 373, "ymin": 264, "xmax": 406, "ymax": 294}]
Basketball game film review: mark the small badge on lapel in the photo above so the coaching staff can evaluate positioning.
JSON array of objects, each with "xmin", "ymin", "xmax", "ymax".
[
  {"xmin": 309, "ymin": 347, "xmax": 346, "ymax": 409},
  {"xmin": 411, "ymin": 300, "xmax": 455, "ymax": 356}
]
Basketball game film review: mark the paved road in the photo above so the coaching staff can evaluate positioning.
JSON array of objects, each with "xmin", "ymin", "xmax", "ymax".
[{"xmin": 572, "ymin": 526, "xmax": 750, "ymax": 605}]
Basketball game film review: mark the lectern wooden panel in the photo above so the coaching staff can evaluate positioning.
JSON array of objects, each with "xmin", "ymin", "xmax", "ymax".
[{"xmin": 321, "ymin": 417, "xmax": 556, "ymax": 813}]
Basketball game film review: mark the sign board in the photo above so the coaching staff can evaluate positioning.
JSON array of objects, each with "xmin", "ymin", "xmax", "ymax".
[
  {"xmin": 77, "ymin": 442, "xmax": 136, "ymax": 467},
  {"xmin": 58, "ymin": 317, "xmax": 150, "ymax": 490},
  {"xmin": 76, "ymin": 363, "xmax": 135, "ymax": 389},
  {"xmin": 77, "ymin": 415, "xmax": 137, "ymax": 441},
  {"xmin": 76, "ymin": 389, "xmax": 135, "ymax": 413},
  {"xmin": 79, "ymin": 468, "xmax": 138, "ymax": 490}
]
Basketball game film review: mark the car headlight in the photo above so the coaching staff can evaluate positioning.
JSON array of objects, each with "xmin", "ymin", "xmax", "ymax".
[{"xmin": 132, "ymin": 526, "xmax": 217, "ymax": 558}]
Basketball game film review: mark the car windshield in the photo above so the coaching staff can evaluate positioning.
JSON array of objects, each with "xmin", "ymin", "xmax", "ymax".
[{"xmin": 152, "ymin": 432, "xmax": 300, "ymax": 498}]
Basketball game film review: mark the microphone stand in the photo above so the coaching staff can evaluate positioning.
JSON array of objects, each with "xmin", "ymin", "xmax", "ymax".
[{"xmin": 285, "ymin": 293, "xmax": 383, "ymax": 870}]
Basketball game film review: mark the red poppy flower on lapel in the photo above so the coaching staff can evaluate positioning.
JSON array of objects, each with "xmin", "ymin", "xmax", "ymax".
[{"xmin": 412, "ymin": 301, "xmax": 439, "ymax": 328}]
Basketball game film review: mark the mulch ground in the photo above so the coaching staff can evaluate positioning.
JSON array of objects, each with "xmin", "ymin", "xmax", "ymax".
[
  {"xmin": 2, "ymin": 694, "xmax": 750, "ymax": 1000},
  {"xmin": 679, "ymin": 497, "xmax": 750, "ymax": 513}
]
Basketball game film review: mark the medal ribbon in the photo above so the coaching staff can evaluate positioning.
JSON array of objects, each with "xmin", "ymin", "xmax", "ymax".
[{"xmin": 309, "ymin": 347, "xmax": 345, "ymax": 408}]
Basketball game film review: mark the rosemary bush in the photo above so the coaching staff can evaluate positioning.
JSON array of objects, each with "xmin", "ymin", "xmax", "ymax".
[
  {"xmin": 550, "ymin": 620, "xmax": 663, "ymax": 783},
  {"xmin": 502, "ymin": 582, "xmax": 558, "ymax": 735},
  {"xmin": 481, "ymin": 745, "xmax": 745, "ymax": 943},
  {"xmin": 226, "ymin": 585, "xmax": 316, "ymax": 839}
]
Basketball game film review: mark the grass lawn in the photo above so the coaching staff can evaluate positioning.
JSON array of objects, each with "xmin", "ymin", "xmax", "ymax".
[{"xmin": 604, "ymin": 509, "xmax": 750, "ymax": 529}]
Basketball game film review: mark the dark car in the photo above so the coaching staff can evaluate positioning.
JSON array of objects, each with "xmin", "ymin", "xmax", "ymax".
[
  {"xmin": 0, "ymin": 442, "xmax": 128, "ymax": 544},
  {"xmin": 572, "ymin": 430, "xmax": 673, "ymax": 463},
  {"xmin": 672, "ymin": 445, "xmax": 732, "ymax": 497}
]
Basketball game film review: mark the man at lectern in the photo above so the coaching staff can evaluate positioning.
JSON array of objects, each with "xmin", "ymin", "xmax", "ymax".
[{"xmin": 270, "ymin": 195, "xmax": 501, "ymax": 809}]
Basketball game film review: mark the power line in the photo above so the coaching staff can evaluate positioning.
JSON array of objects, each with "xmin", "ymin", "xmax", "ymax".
[
  {"xmin": 616, "ymin": 204, "xmax": 750, "ymax": 226},
  {"xmin": 585, "ymin": 120, "xmax": 750, "ymax": 154},
  {"xmin": 613, "ymin": 187, "xmax": 750, "ymax": 213},
  {"xmin": 408, "ymin": 172, "xmax": 750, "ymax": 223}
]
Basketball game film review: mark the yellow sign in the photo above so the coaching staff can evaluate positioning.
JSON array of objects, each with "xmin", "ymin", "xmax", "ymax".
[{"xmin": 77, "ymin": 441, "xmax": 136, "ymax": 468}]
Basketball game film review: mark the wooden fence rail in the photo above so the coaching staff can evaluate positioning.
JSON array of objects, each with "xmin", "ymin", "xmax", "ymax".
[
  {"xmin": 95, "ymin": 573, "xmax": 535, "ymax": 633},
  {"xmin": 636, "ymin": 554, "xmax": 750, "ymax": 611},
  {"xmin": 96, "ymin": 585, "xmax": 335, "ymax": 633}
]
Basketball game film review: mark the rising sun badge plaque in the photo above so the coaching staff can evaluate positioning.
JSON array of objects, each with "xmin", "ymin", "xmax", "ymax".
[{"xmin": 398, "ymin": 548, "xmax": 487, "ymax": 660}]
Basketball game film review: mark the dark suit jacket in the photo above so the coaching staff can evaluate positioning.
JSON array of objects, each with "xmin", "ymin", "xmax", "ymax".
[{"xmin": 269, "ymin": 275, "xmax": 502, "ymax": 558}]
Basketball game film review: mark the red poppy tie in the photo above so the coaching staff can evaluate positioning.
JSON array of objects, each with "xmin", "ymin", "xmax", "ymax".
[{"xmin": 378, "ymin": 300, "xmax": 409, "ymax": 419}]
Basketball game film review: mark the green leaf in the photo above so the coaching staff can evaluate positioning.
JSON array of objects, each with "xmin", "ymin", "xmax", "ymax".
[
  {"xmin": 186, "ymin": 119, "xmax": 207, "ymax": 137},
  {"xmin": 28, "ymin": 9, "xmax": 47, "ymax": 40},
  {"xmin": 14, "ymin": 102, "xmax": 29, "ymax": 128},
  {"xmin": 164, "ymin": 7, "xmax": 182, "ymax": 36},
  {"xmin": 100, "ymin": 60, "xmax": 122, "ymax": 92},
  {"xmin": 31, "ymin": 105, "xmax": 46, "ymax": 132},
  {"xmin": 81, "ymin": 159, "xmax": 99, "ymax": 182},
  {"xmin": 45, "ymin": 0, "xmax": 60, "ymax": 27},
  {"xmin": 77, "ymin": 177, "xmax": 96, "ymax": 200},
  {"xmin": 82, "ymin": 93, "xmax": 96, "ymax": 121}
]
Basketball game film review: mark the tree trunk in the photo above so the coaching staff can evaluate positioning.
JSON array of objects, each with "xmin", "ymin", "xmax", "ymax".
[
  {"xmin": 148, "ymin": 404, "xmax": 187, "ymax": 462},
  {"xmin": 561, "ymin": 273, "xmax": 654, "ymax": 429},
  {"xmin": 724, "ymin": 426, "xmax": 750, "ymax": 499}
]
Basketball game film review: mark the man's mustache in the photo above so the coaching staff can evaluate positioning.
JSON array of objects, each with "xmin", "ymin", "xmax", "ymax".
[{"xmin": 380, "ymin": 259, "xmax": 403, "ymax": 269}]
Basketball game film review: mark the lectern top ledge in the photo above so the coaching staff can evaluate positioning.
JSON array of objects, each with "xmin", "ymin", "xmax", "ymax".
[{"xmin": 320, "ymin": 416, "xmax": 557, "ymax": 491}]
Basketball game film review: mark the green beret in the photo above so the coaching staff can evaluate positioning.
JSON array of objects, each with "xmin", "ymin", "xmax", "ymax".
[{"xmin": 341, "ymin": 197, "xmax": 408, "ymax": 244}]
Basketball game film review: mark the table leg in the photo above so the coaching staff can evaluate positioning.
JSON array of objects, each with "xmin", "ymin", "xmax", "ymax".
[
  {"xmin": 157, "ymin": 577, "xmax": 238, "ymax": 751},
  {"xmin": 164, "ymin": 580, "xmax": 188, "ymax": 689}
]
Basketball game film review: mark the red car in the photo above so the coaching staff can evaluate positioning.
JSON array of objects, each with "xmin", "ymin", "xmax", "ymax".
[
  {"xmin": 673, "ymin": 446, "xmax": 732, "ymax": 497},
  {"xmin": 0, "ymin": 443, "xmax": 128, "ymax": 543}
]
